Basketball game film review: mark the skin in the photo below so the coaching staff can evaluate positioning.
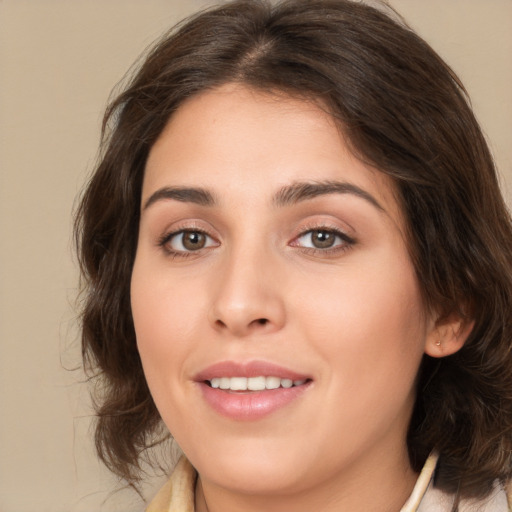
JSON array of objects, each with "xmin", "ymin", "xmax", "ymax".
[{"xmin": 131, "ymin": 84, "xmax": 466, "ymax": 512}]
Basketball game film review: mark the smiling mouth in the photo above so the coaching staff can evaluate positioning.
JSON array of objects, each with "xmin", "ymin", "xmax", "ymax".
[
  {"xmin": 206, "ymin": 376, "xmax": 309, "ymax": 391},
  {"xmin": 198, "ymin": 365, "xmax": 312, "ymax": 419}
]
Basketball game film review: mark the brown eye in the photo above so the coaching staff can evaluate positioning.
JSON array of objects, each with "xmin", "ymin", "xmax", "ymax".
[
  {"xmin": 294, "ymin": 228, "xmax": 354, "ymax": 253},
  {"xmin": 165, "ymin": 230, "xmax": 217, "ymax": 253},
  {"xmin": 182, "ymin": 231, "xmax": 206, "ymax": 250},
  {"xmin": 310, "ymin": 230, "xmax": 336, "ymax": 249}
]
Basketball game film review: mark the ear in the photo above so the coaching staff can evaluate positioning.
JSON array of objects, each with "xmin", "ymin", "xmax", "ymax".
[{"xmin": 424, "ymin": 312, "xmax": 474, "ymax": 358}]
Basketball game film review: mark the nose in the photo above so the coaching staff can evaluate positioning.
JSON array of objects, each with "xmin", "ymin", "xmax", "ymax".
[{"xmin": 208, "ymin": 245, "xmax": 286, "ymax": 337}]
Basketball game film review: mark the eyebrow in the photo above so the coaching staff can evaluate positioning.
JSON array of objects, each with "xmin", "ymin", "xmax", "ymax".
[
  {"xmin": 143, "ymin": 186, "xmax": 216, "ymax": 210},
  {"xmin": 142, "ymin": 180, "xmax": 383, "ymax": 212},
  {"xmin": 272, "ymin": 180, "xmax": 384, "ymax": 211}
]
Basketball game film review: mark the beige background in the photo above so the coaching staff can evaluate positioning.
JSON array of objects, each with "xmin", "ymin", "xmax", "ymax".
[{"xmin": 0, "ymin": 1, "xmax": 510, "ymax": 511}]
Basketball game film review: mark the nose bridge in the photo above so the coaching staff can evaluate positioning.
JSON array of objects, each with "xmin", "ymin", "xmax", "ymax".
[{"xmin": 209, "ymin": 237, "xmax": 285, "ymax": 336}]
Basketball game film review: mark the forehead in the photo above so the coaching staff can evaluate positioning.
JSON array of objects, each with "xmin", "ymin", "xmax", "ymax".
[{"xmin": 143, "ymin": 84, "xmax": 403, "ymax": 223}]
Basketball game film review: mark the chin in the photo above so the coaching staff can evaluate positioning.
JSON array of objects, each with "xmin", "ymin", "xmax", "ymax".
[
  {"xmin": 207, "ymin": 457, "xmax": 311, "ymax": 494},
  {"xmin": 184, "ymin": 435, "xmax": 313, "ymax": 493}
]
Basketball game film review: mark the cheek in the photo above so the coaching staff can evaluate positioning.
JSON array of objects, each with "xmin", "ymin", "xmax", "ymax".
[
  {"xmin": 130, "ymin": 259, "xmax": 203, "ymax": 404},
  {"xmin": 294, "ymin": 249, "xmax": 427, "ymax": 402}
]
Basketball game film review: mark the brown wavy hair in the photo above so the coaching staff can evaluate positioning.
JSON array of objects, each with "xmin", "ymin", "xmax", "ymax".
[{"xmin": 75, "ymin": 0, "xmax": 512, "ymax": 499}]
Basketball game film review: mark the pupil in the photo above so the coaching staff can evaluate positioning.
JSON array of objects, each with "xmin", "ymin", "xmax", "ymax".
[
  {"xmin": 312, "ymin": 230, "xmax": 334, "ymax": 248},
  {"xmin": 183, "ymin": 231, "xmax": 205, "ymax": 250}
]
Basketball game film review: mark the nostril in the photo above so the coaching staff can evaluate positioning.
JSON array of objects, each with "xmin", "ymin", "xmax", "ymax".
[{"xmin": 211, "ymin": 314, "xmax": 275, "ymax": 333}]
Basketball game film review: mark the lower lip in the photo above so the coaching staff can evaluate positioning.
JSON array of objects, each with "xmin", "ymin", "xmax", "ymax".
[{"xmin": 198, "ymin": 382, "xmax": 311, "ymax": 421}]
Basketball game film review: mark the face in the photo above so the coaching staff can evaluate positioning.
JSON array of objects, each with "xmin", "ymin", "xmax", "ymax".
[{"xmin": 131, "ymin": 84, "xmax": 435, "ymax": 496}]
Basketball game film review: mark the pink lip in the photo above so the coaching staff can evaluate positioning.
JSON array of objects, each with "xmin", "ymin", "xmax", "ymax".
[
  {"xmin": 194, "ymin": 360, "xmax": 312, "ymax": 421},
  {"xmin": 194, "ymin": 360, "xmax": 310, "ymax": 381}
]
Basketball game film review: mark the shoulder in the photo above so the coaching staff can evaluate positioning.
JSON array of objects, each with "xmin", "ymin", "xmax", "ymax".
[{"xmin": 418, "ymin": 479, "xmax": 511, "ymax": 511}]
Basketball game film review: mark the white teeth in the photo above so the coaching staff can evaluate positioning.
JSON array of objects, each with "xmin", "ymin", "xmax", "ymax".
[
  {"xmin": 281, "ymin": 378, "xmax": 293, "ymax": 388},
  {"xmin": 230, "ymin": 377, "xmax": 247, "ymax": 390},
  {"xmin": 265, "ymin": 376, "xmax": 281, "ymax": 389},
  {"xmin": 247, "ymin": 376, "xmax": 266, "ymax": 391},
  {"xmin": 208, "ymin": 376, "xmax": 307, "ymax": 391}
]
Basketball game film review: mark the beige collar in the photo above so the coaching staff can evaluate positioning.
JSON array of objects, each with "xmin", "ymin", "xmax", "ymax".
[
  {"xmin": 400, "ymin": 452, "xmax": 439, "ymax": 511},
  {"xmin": 146, "ymin": 456, "xmax": 196, "ymax": 512}
]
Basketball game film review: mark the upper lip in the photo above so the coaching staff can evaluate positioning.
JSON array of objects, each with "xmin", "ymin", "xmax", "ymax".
[{"xmin": 194, "ymin": 360, "xmax": 311, "ymax": 382}]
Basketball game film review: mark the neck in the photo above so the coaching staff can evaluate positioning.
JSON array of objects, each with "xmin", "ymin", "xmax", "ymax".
[{"xmin": 195, "ymin": 446, "xmax": 418, "ymax": 512}]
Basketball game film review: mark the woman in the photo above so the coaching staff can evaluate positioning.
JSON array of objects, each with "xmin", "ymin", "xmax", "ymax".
[{"xmin": 75, "ymin": 0, "xmax": 512, "ymax": 510}]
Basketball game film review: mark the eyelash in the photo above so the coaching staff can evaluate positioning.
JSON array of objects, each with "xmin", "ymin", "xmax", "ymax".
[
  {"xmin": 291, "ymin": 225, "xmax": 356, "ymax": 257},
  {"xmin": 157, "ymin": 227, "xmax": 217, "ymax": 259},
  {"xmin": 157, "ymin": 225, "xmax": 356, "ymax": 259}
]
